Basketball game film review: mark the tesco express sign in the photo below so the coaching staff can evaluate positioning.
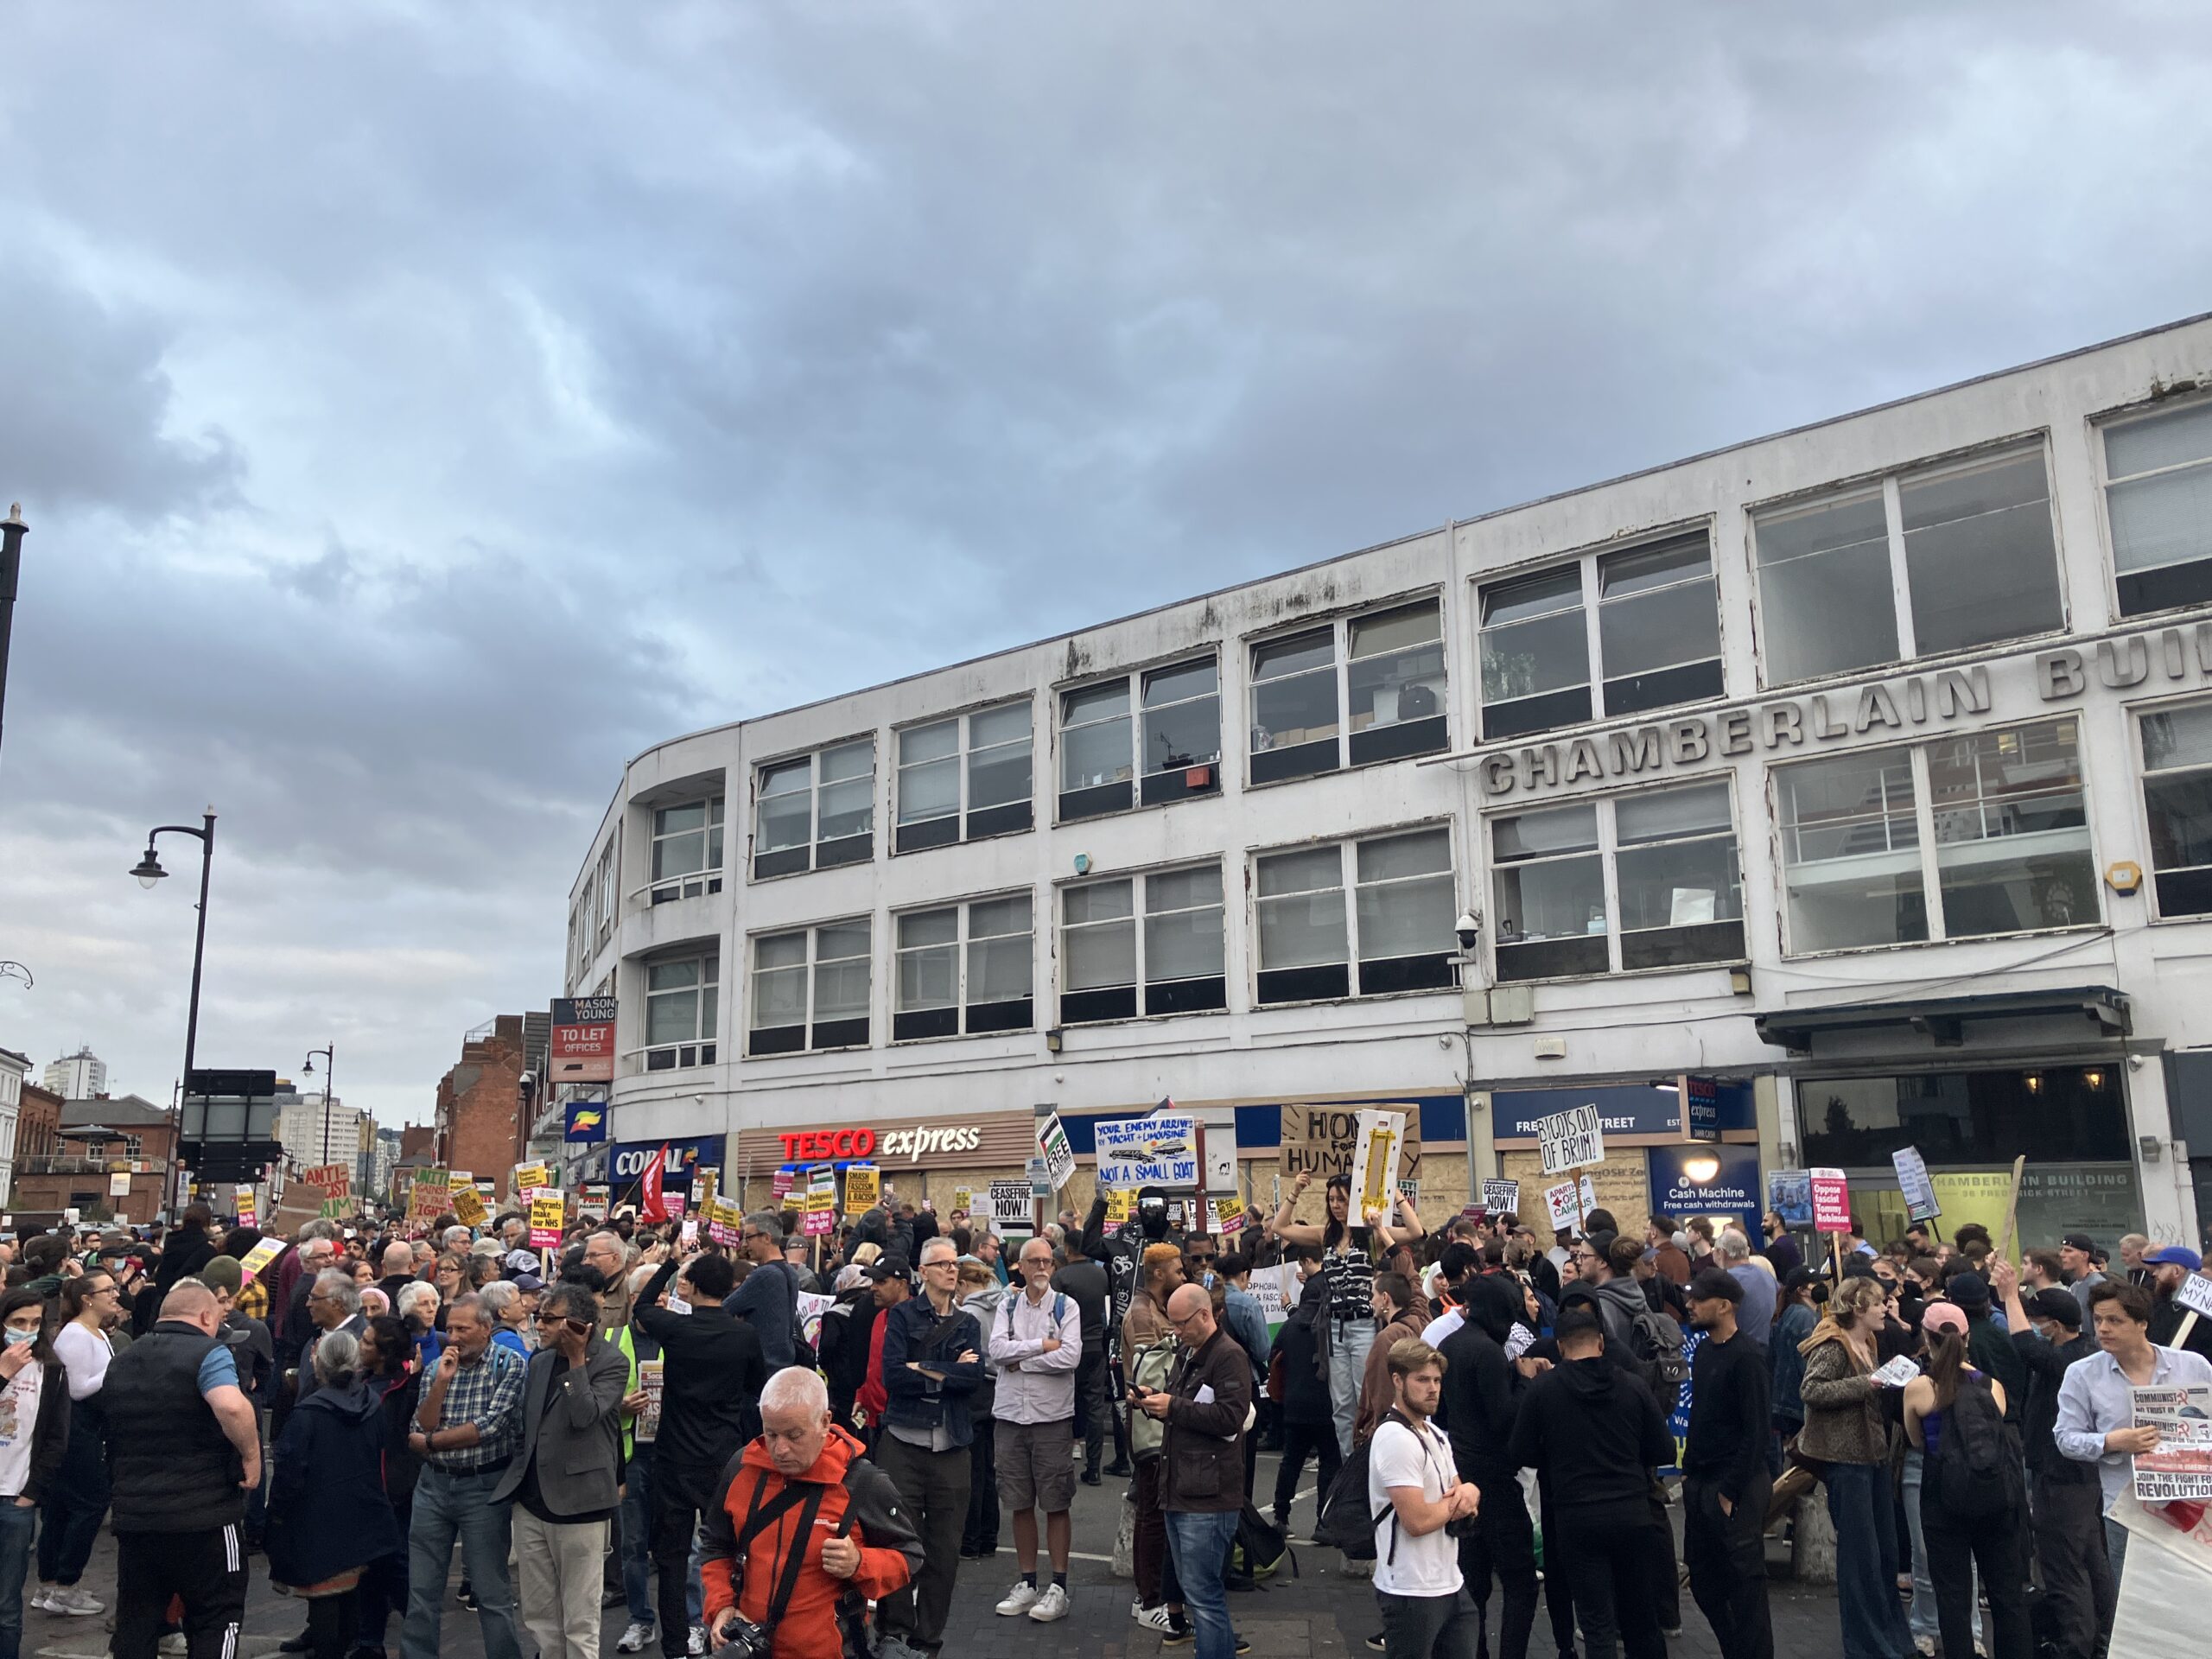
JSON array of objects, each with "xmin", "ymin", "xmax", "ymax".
[{"xmin": 778, "ymin": 1124, "xmax": 983, "ymax": 1164}]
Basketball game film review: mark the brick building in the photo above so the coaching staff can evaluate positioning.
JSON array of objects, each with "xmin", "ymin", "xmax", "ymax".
[
  {"xmin": 10, "ymin": 1093, "xmax": 176, "ymax": 1225},
  {"xmin": 434, "ymin": 1014, "xmax": 531, "ymax": 1201}
]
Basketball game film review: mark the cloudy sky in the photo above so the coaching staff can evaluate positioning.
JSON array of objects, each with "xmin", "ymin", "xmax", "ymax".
[{"xmin": 2, "ymin": 2, "xmax": 2208, "ymax": 1129}]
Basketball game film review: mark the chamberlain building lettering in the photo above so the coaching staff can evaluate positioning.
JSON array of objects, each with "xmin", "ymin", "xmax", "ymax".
[{"xmin": 1472, "ymin": 624, "xmax": 2212, "ymax": 798}]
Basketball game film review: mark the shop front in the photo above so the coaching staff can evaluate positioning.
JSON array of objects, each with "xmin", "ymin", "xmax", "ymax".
[
  {"xmin": 728, "ymin": 1109, "xmax": 1040, "ymax": 1214},
  {"xmin": 604, "ymin": 1134, "xmax": 728, "ymax": 1212},
  {"xmin": 1487, "ymin": 1079, "xmax": 1763, "ymax": 1243}
]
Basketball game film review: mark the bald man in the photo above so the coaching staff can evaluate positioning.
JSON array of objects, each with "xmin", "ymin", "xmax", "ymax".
[
  {"xmin": 103, "ymin": 1278, "xmax": 264, "ymax": 1659},
  {"xmin": 1135, "ymin": 1283, "xmax": 1252, "ymax": 1659}
]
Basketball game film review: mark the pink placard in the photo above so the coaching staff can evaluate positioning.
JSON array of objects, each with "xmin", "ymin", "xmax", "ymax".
[{"xmin": 1808, "ymin": 1167, "xmax": 1852, "ymax": 1233}]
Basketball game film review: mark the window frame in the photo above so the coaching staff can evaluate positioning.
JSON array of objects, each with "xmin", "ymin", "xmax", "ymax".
[
  {"xmin": 1249, "ymin": 823, "xmax": 1460, "ymax": 1007},
  {"xmin": 1057, "ymin": 861, "xmax": 1230, "ymax": 1026},
  {"xmin": 1771, "ymin": 715, "xmax": 2101, "ymax": 958},
  {"xmin": 1055, "ymin": 654, "xmax": 1224, "ymax": 824},
  {"xmin": 646, "ymin": 797, "xmax": 724, "ymax": 903},
  {"xmin": 893, "ymin": 699, "xmax": 1036, "ymax": 855},
  {"xmin": 1489, "ymin": 780, "xmax": 1747, "ymax": 983},
  {"xmin": 1247, "ymin": 592, "xmax": 1452, "ymax": 787},
  {"xmin": 1749, "ymin": 436, "xmax": 2068, "ymax": 690},
  {"xmin": 747, "ymin": 918, "xmax": 874, "ymax": 1056},
  {"xmin": 636, "ymin": 948, "xmax": 720, "ymax": 1072},
  {"xmin": 2133, "ymin": 691, "xmax": 2212, "ymax": 921},
  {"xmin": 1476, "ymin": 525, "xmax": 1724, "ymax": 744},
  {"xmin": 892, "ymin": 889, "xmax": 1037, "ymax": 1041},
  {"xmin": 751, "ymin": 738, "xmax": 877, "ymax": 880},
  {"xmin": 2096, "ymin": 395, "xmax": 2212, "ymax": 620}
]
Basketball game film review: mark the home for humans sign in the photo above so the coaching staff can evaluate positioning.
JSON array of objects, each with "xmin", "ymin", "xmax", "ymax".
[{"xmin": 1278, "ymin": 1103, "xmax": 1422, "ymax": 1184}]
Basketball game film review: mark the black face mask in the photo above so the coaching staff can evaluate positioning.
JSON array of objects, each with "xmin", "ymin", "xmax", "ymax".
[{"xmin": 1139, "ymin": 1205, "xmax": 1170, "ymax": 1243}]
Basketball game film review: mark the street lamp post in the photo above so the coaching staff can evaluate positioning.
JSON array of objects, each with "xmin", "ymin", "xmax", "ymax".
[
  {"xmin": 133, "ymin": 810, "xmax": 218, "ymax": 1211},
  {"xmin": 302, "ymin": 1044, "xmax": 336, "ymax": 1170},
  {"xmin": 0, "ymin": 505, "xmax": 26, "ymax": 778}
]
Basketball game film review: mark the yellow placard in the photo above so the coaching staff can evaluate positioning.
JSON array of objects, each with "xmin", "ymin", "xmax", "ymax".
[
  {"xmin": 844, "ymin": 1164, "xmax": 880, "ymax": 1216},
  {"xmin": 950, "ymin": 1186, "xmax": 973, "ymax": 1216},
  {"xmin": 528, "ymin": 1191, "xmax": 565, "ymax": 1247},
  {"xmin": 1211, "ymin": 1196, "xmax": 1246, "ymax": 1235},
  {"xmin": 513, "ymin": 1163, "xmax": 550, "ymax": 1195},
  {"xmin": 1104, "ymin": 1187, "xmax": 1134, "ymax": 1225},
  {"xmin": 451, "ymin": 1185, "xmax": 488, "ymax": 1228}
]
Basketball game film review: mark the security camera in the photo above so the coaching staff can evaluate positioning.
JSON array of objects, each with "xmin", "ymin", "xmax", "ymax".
[{"xmin": 1454, "ymin": 911, "xmax": 1483, "ymax": 953}]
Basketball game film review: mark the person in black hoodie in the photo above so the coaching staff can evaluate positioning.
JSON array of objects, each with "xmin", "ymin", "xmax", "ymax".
[
  {"xmin": 1506, "ymin": 1307, "xmax": 1673, "ymax": 1659},
  {"xmin": 265, "ymin": 1331, "xmax": 402, "ymax": 1659},
  {"xmin": 1681, "ymin": 1270, "xmax": 1772, "ymax": 1659},
  {"xmin": 137, "ymin": 1204, "xmax": 219, "ymax": 1335},
  {"xmin": 1435, "ymin": 1274, "xmax": 1537, "ymax": 1659},
  {"xmin": 1270, "ymin": 1253, "xmax": 1339, "ymax": 1536}
]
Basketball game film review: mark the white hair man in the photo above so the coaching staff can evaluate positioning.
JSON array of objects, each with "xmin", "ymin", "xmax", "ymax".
[
  {"xmin": 699, "ymin": 1368, "xmax": 920, "ymax": 1658},
  {"xmin": 298, "ymin": 1268, "xmax": 367, "ymax": 1401},
  {"xmin": 986, "ymin": 1236, "xmax": 1083, "ymax": 1622},
  {"xmin": 1717, "ymin": 1229, "xmax": 1777, "ymax": 1345}
]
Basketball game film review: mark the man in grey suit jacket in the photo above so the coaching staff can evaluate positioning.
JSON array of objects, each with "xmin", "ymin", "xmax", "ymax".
[{"xmin": 493, "ymin": 1281, "xmax": 630, "ymax": 1659}]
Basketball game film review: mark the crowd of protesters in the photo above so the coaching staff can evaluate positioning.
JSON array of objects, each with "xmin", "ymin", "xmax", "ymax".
[{"xmin": 0, "ymin": 1183, "xmax": 2202, "ymax": 1659}]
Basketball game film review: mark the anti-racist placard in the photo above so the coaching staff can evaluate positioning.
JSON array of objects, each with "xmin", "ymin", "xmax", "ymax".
[
  {"xmin": 1211, "ymin": 1196, "xmax": 1246, "ymax": 1236},
  {"xmin": 1535, "ymin": 1104, "xmax": 1605, "ymax": 1176},
  {"xmin": 513, "ymin": 1163, "xmax": 551, "ymax": 1197},
  {"xmin": 1103, "ymin": 1187, "xmax": 1133, "ymax": 1226},
  {"xmin": 527, "ymin": 1190, "xmax": 564, "ymax": 1249},
  {"xmin": 843, "ymin": 1163, "xmax": 880, "ymax": 1217},
  {"xmin": 451, "ymin": 1185, "xmax": 488, "ymax": 1228},
  {"xmin": 1891, "ymin": 1147, "xmax": 1940, "ymax": 1224},
  {"xmin": 1809, "ymin": 1167, "xmax": 1853, "ymax": 1233},
  {"xmin": 804, "ymin": 1166, "xmax": 836, "ymax": 1236},
  {"xmin": 238, "ymin": 1237, "xmax": 285, "ymax": 1282}
]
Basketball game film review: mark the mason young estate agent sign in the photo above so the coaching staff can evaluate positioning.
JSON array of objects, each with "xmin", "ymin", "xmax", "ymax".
[{"xmin": 1468, "ymin": 626, "xmax": 2212, "ymax": 798}]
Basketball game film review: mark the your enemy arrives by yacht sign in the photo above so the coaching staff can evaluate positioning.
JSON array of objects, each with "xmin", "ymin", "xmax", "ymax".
[{"xmin": 1469, "ymin": 626, "xmax": 2212, "ymax": 799}]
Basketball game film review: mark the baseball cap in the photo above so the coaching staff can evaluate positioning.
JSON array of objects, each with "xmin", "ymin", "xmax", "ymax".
[
  {"xmin": 2145, "ymin": 1244, "xmax": 2204, "ymax": 1272},
  {"xmin": 865, "ymin": 1256, "xmax": 911, "ymax": 1282},
  {"xmin": 2060, "ymin": 1231, "xmax": 2096, "ymax": 1254},
  {"xmin": 2024, "ymin": 1288, "xmax": 2082, "ymax": 1329},
  {"xmin": 1922, "ymin": 1302, "xmax": 1968, "ymax": 1337}
]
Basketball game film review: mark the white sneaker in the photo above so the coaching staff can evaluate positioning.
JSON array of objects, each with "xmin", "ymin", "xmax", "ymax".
[
  {"xmin": 1133, "ymin": 1604, "xmax": 1176, "ymax": 1631},
  {"xmin": 1027, "ymin": 1583, "xmax": 1071, "ymax": 1623},
  {"xmin": 59, "ymin": 1588, "xmax": 104, "ymax": 1617},
  {"xmin": 995, "ymin": 1580, "xmax": 1042, "ymax": 1617},
  {"xmin": 159, "ymin": 1636, "xmax": 188, "ymax": 1656},
  {"xmin": 616, "ymin": 1622, "xmax": 654, "ymax": 1653},
  {"xmin": 687, "ymin": 1627, "xmax": 709, "ymax": 1657},
  {"xmin": 27, "ymin": 1590, "xmax": 57, "ymax": 1614}
]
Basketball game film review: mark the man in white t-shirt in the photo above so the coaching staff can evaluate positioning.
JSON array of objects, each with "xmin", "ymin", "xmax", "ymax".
[{"xmin": 1368, "ymin": 1338, "xmax": 1482, "ymax": 1659}]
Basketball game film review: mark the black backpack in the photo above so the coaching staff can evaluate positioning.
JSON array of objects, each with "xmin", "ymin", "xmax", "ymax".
[
  {"xmin": 1314, "ymin": 1410, "xmax": 1443, "ymax": 1563},
  {"xmin": 1624, "ymin": 1304, "xmax": 1690, "ymax": 1400},
  {"xmin": 1931, "ymin": 1374, "xmax": 2018, "ymax": 1522}
]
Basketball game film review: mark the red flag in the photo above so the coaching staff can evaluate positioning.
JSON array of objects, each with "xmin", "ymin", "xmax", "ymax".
[{"xmin": 638, "ymin": 1145, "xmax": 670, "ymax": 1224}]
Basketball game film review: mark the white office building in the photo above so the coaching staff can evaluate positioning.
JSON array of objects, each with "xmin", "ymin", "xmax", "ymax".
[
  {"xmin": 566, "ymin": 315, "xmax": 2212, "ymax": 1253},
  {"xmin": 42, "ymin": 1047, "xmax": 105, "ymax": 1100}
]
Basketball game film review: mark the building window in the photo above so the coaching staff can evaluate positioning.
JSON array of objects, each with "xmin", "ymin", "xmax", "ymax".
[
  {"xmin": 1255, "ymin": 828, "xmax": 1456, "ymax": 1004},
  {"xmin": 2139, "ymin": 699, "xmax": 2212, "ymax": 915},
  {"xmin": 1060, "ymin": 863, "xmax": 1227, "ymax": 1024},
  {"xmin": 643, "ymin": 952, "xmax": 718, "ymax": 1071},
  {"xmin": 748, "ymin": 920, "xmax": 873, "ymax": 1054},
  {"xmin": 1058, "ymin": 658, "xmax": 1221, "ymax": 823},
  {"xmin": 597, "ymin": 840, "xmax": 618, "ymax": 937},
  {"xmin": 893, "ymin": 893, "xmax": 1035, "ymax": 1039},
  {"xmin": 896, "ymin": 701, "xmax": 1034, "ymax": 853},
  {"xmin": 1753, "ymin": 443, "xmax": 2063, "ymax": 685},
  {"xmin": 1777, "ymin": 716, "xmax": 2094, "ymax": 953},
  {"xmin": 1492, "ymin": 782, "xmax": 1744, "ymax": 981},
  {"xmin": 2104, "ymin": 399, "xmax": 2212, "ymax": 616},
  {"xmin": 753, "ymin": 740, "xmax": 875, "ymax": 878},
  {"xmin": 1251, "ymin": 597, "xmax": 1448, "ymax": 785},
  {"xmin": 650, "ymin": 798, "xmax": 723, "ymax": 902},
  {"xmin": 1479, "ymin": 531, "xmax": 1720, "ymax": 742}
]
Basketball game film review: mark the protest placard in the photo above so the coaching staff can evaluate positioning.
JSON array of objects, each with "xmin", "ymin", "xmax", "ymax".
[
  {"xmin": 451, "ymin": 1185, "xmax": 488, "ymax": 1228},
  {"xmin": 233, "ymin": 1185, "xmax": 257, "ymax": 1228},
  {"xmin": 988, "ymin": 1179, "xmax": 1033, "ymax": 1230},
  {"xmin": 1245, "ymin": 1262, "xmax": 1295, "ymax": 1329},
  {"xmin": 843, "ymin": 1163, "xmax": 880, "ymax": 1217},
  {"xmin": 1809, "ymin": 1168, "xmax": 1853, "ymax": 1232},
  {"xmin": 2133, "ymin": 1383, "xmax": 2212, "ymax": 1501},
  {"xmin": 796, "ymin": 1291, "xmax": 833, "ymax": 1351},
  {"xmin": 1212, "ymin": 1196, "xmax": 1246, "ymax": 1235},
  {"xmin": 1349, "ymin": 1109, "xmax": 1408, "ymax": 1218},
  {"xmin": 633, "ymin": 1359, "xmax": 664, "ymax": 1445},
  {"xmin": 1103, "ymin": 1186, "xmax": 1133, "ymax": 1226},
  {"xmin": 950, "ymin": 1186, "xmax": 973, "ymax": 1217},
  {"xmin": 1891, "ymin": 1147, "xmax": 1941, "ymax": 1224},
  {"xmin": 527, "ymin": 1189, "xmax": 564, "ymax": 1249},
  {"xmin": 1536, "ymin": 1104, "xmax": 1605, "ymax": 1175},
  {"xmin": 1542, "ymin": 1173, "xmax": 1600, "ymax": 1233},
  {"xmin": 1481, "ymin": 1178, "xmax": 1521, "ymax": 1216},
  {"xmin": 513, "ymin": 1162, "xmax": 551, "ymax": 1196},
  {"xmin": 1096, "ymin": 1112, "xmax": 1198, "ymax": 1189},
  {"xmin": 238, "ymin": 1237, "xmax": 285, "ymax": 1282},
  {"xmin": 772, "ymin": 1167, "xmax": 795, "ymax": 1203},
  {"xmin": 1036, "ymin": 1113, "xmax": 1077, "ymax": 1192},
  {"xmin": 804, "ymin": 1166, "xmax": 836, "ymax": 1236},
  {"xmin": 1278, "ymin": 1103, "xmax": 1422, "ymax": 1185},
  {"xmin": 407, "ymin": 1169, "xmax": 450, "ymax": 1219}
]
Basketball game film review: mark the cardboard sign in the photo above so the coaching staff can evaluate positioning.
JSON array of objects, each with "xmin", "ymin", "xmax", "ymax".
[
  {"xmin": 1278, "ymin": 1103, "xmax": 1422, "ymax": 1185},
  {"xmin": 1036, "ymin": 1113, "xmax": 1077, "ymax": 1192},
  {"xmin": 451, "ymin": 1185, "xmax": 488, "ymax": 1229},
  {"xmin": 1809, "ymin": 1167, "xmax": 1853, "ymax": 1233},
  {"xmin": 1891, "ymin": 1147, "xmax": 1941, "ymax": 1224},
  {"xmin": 632, "ymin": 1359, "xmax": 664, "ymax": 1445},
  {"xmin": 1095, "ymin": 1112, "xmax": 1198, "ymax": 1189},
  {"xmin": 1211, "ymin": 1196, "xmax": 1246, "ymax": 1236},
  {"xmin": 843, "ymin": 1163, "xmax": 880, "ymax": 1217},
  {"xmin": 2132, "ymin": 1383, "xmax": 2212, "ymax": 1501},
  {"xmin": 238, "ymin": 1237, "xmax": 286, "ymax": 1282},
  {"xmin": 407, "ymin": 1169, "xmax": 450, "ymax": 1219},
  {"xmin": 303, "ymin": 1163, "xmax": 351, "ymax": 1194},
  {"xmin": 987, "ymin": 1179, "xmax": 1033, "ymax": 1230},
  {"xmin": 1349, "ymin": 1110, "xmax": 1408, "ymax": 1220},
  {"xmin": 527, "ymin": 1190, "xmax": 565, "ymax": 1249},
  {"xmin": 1536, "ymin": 1104, "xmax": 1605, "ymax": 1175},
  {"xmin": 2177, "ymin": 1273, "xmax": 2212, "ymax": 1320},
  {"xmin": 1481, "ymin": 1178, "xmax": 1521, "ymax": 1217}
]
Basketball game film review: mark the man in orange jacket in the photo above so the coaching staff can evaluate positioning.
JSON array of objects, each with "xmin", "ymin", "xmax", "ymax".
[{"xmin": 701, "ymin": 1366, "xmax": 920, "ymax": 1659}]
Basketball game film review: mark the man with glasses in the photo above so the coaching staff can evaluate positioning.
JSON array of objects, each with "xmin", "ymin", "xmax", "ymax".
[
  {"xmin": 493, "ymin": 1282, "xmax": 628, "ymax": 1659},
  {"xmin": 581, "ymin": 1230, "xmax": 635, "ymax": 1337},
  {"xmin": 988, "ymin": 1237, "xmax": 1083, "ymax": 1624},
  {"xmin": 402, "ymin": 1294, "xmax": 528, "ymax": 1659},
  {"xmin": 295, "ymin": 1269, "xmax": 365, "ymax": 1402},
  {"xmin": 723, "ymin": 1212, "xmax": 800, "ymax": 1368},
  {"xmin": 1137, "ymin": 1283, "xmax": 1252, "ymax": 1659},
  {"xmin": 1183, "ymin": 1236, "xmax": 1219, "ymax": 1288},
  {"xmin": 874, "ymin": 1238, "xmax": 985, "ymax": 1659}
]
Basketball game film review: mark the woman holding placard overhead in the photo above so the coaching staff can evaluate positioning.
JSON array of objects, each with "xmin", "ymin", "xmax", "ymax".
[{"xmin": 1269, "ymin": 1167, "xmax": 1425, "ymax": 1456}]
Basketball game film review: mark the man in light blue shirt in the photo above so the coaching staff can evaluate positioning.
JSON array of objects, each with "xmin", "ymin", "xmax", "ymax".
[{"xmin": 2053, "ymin": 1278, "xmax": 2212, "ymax": 1580}]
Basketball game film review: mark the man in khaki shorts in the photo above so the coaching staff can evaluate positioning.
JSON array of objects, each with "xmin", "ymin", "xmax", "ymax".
[{"xmin": 985, "ymin": 1236, "xmax": 1084, "ymax": 1623}]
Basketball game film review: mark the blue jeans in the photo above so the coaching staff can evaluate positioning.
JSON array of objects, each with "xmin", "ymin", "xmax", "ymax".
[
  {"xmin": 1825, "ymin": 1463, "xmax": 1913, "ymax": 1659},
  {"xmin": 1163, "ymin": 1510, "xmax": 1239, "ymax": 1659},
  {"xmin": 401, "ymin": 1467, "xmax": 521, "ymax": 1659},
  {"xmin": 0, "ymin": 1501, "xmax": 35, "ymax": 1659}
]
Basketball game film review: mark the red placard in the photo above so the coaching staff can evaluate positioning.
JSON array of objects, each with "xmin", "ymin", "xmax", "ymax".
[{"xmin": 1809, "ymin": 1167, "xmax": 1853, "ymax": 1233}]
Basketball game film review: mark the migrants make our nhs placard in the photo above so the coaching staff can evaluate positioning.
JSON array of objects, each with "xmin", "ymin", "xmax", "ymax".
[{"xmin": 1095, "ymin": 1110, "xmax": 1198, "ymax": 1189}]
